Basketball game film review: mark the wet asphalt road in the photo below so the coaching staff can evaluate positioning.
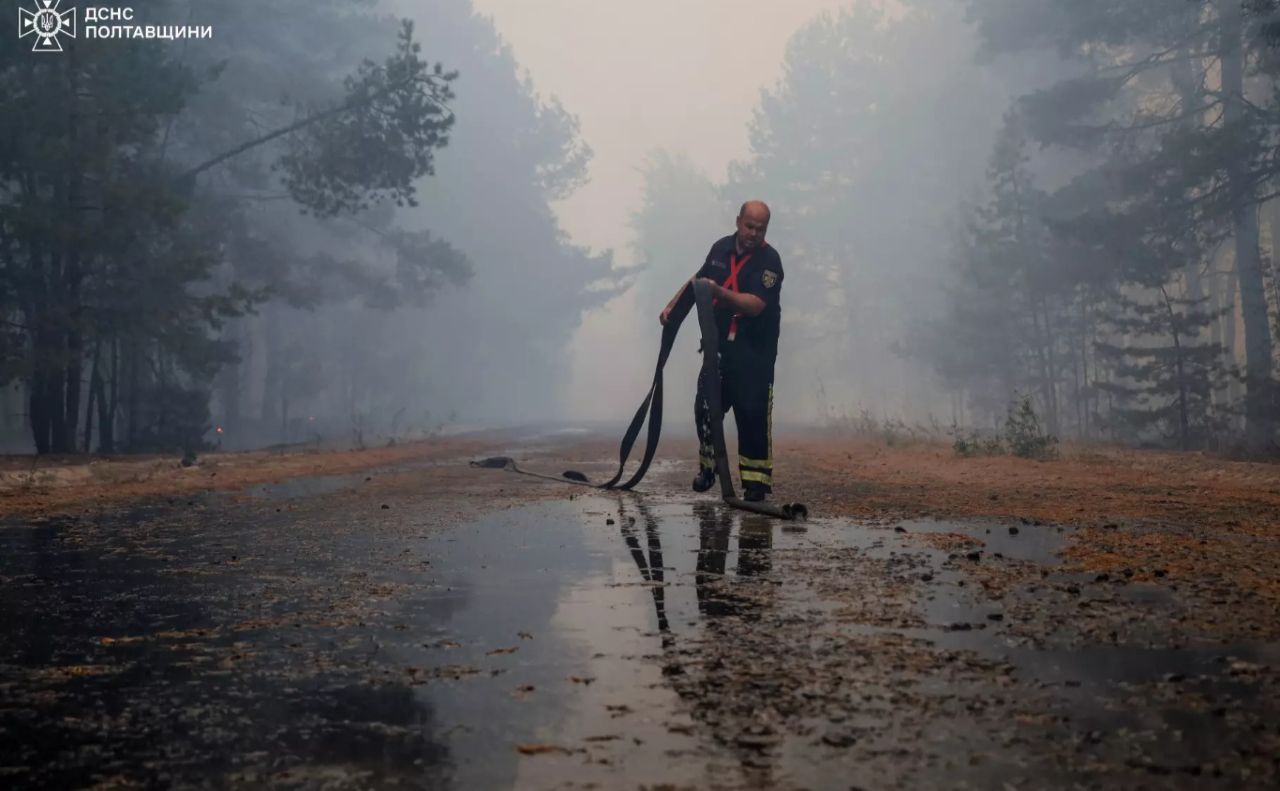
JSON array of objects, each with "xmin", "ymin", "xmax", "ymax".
[{"xmin": 1, "ymin": 470, "xmax": 1277, "ymax": 789}]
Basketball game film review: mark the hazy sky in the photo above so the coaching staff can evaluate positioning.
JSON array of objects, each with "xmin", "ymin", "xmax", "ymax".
[
  {"xmin": 471, "ymin": 0, "xmax": 854, "ymax": 263},
  {"xmin": 470, "ymin": 0, "xmax": 858, "ymax": 418}
]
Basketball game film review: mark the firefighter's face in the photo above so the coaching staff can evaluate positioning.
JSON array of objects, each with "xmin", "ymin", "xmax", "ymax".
[{"xmin": 736, "ymin": 205, "xmax": 769, "ymax": 251}]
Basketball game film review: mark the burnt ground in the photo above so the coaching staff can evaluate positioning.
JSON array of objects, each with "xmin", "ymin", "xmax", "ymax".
[{"xmin": 1, "ymin": 428, "xmax": 1277, "ymax": 789}]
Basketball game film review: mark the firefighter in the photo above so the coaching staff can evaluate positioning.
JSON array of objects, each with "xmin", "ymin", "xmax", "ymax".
[{"xmin": 660, "ymin": 201, "xmax": 784, "ymax": 502}]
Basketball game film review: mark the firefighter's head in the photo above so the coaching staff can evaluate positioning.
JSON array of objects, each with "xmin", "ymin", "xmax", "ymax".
[{"xmin": 735, "ymin": 201, "xmax": 770, "ymax": 252}]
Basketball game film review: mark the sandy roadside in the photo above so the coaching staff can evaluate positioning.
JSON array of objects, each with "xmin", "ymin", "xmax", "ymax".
[{"xmin": 0, "ymin": 435, "xmax": 498, "ymax": 518}]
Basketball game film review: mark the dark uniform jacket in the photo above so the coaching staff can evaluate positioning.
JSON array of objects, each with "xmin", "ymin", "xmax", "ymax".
[{"xmin": 696, "ymin": 234, "xmax": 784, "ymax": 362}]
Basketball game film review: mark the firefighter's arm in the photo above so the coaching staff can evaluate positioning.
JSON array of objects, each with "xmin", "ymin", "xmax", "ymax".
[{"xmin": 697, "ymin": 278, "xmax": 766, "ymax": 317}]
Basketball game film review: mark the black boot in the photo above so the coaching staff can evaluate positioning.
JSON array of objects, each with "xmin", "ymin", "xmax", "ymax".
[
  {"xmin": 743, "ymin": 483, "xmax": 768, "ymax": 502},
  {"xmin": 692, "ymin": 467, "xmax": 716, "ymax": 493}
]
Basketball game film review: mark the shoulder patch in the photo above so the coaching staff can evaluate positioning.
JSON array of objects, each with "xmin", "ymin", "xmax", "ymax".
[{"xmin": 762, "ymin": 270, "xmax": 778, "ymax": 289}]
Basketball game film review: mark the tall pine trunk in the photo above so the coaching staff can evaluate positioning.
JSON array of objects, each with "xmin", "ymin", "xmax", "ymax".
[
  {"xmin": 100, "ymin": 336, "xmax": 119, "ymax": 454},
  {"xmin": 1267, "ymin": 199, "xmax": 1280, "ymax": 321},
  {"xmin": 1220, "ymin": 0, "xmax": 1276, "ymax": 449}
]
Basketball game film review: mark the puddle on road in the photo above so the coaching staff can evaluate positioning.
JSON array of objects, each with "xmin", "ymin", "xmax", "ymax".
[{"xmin": 1, "ymin": 490, "xmax": 1275, "ymax": 789}]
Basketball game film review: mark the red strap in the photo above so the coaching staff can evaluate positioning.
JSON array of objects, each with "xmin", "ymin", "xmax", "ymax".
[
  {"xmin": 718, "ymin": 252, "xmax": 751, "ymax": 339},
  {"xmin": 723, "ymin": 252, "xmax": 750, "ymax": 294}
]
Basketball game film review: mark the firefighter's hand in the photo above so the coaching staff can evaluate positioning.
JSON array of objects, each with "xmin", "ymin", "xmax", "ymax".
[
  {"xmin": 659, "ymin": 304, "xmax": 673, "ymax": 325},
  {"xmin": 696, "ymin": 278, "xmax": 723, "ymax": 298}
]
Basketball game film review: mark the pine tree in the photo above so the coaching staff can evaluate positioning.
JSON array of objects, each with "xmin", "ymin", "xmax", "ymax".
[{"xmin": 1093, "ymin": 288, "xmax": 1226, "ymax": 448}]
